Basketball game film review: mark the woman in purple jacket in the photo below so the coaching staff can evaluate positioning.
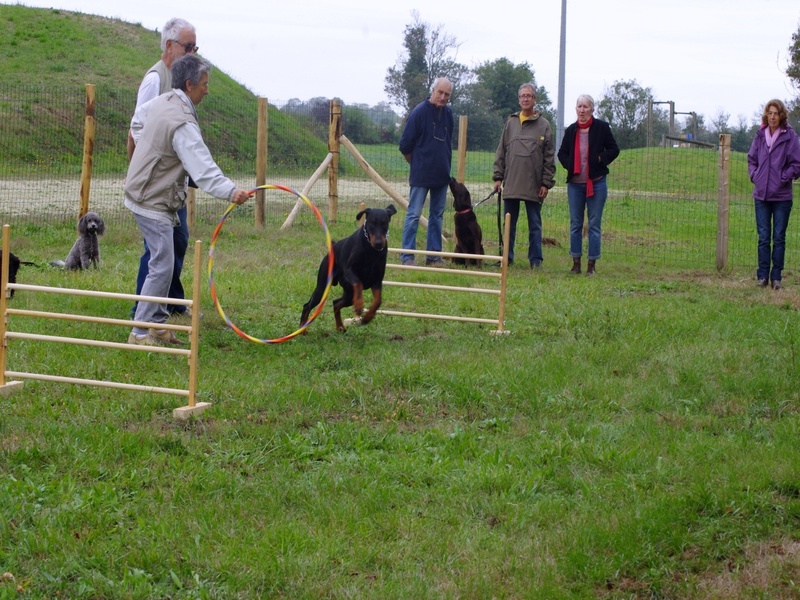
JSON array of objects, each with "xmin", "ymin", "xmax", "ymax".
[{"xmin": 747, "ymin": 99, "xmax": 800, "ymax": 290}]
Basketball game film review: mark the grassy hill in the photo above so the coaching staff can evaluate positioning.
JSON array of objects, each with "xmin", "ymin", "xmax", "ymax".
[
  {"xmin": 0, "ymin": 4, "xmax": 329, "ymax": 173},
  {"xmin": 0, "ymin": 3, "xmax": 764, "ymax": 196}
]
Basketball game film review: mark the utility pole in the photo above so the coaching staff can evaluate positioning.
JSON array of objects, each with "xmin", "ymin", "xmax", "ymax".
[{"xmin": 556, "ymin": 0, "xmax": 567, "ymax": 152}]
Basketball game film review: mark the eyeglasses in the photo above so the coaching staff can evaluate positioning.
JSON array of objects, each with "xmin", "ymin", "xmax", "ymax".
[
  {"xmin": 172, "ymin": 40, "xmax": 199, "ymax": 53},
  {"xmin": 518, "ymin": 94, "xmax": 534, "ymax": 99}
]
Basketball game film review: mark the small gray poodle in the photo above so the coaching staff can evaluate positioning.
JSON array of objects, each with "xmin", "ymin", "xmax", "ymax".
[{"xmin": 51, "ymin": 212, "xmax": 106, "ymax": 270}]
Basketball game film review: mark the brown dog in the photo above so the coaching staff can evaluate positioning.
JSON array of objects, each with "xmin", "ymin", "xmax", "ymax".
[{"xmin": 448, "ymin": 178, "xmax": 484, "ymax": 266}]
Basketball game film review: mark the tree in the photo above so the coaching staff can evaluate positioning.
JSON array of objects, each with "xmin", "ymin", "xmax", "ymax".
[
  {"xmin": 788, "ymin": 25, "xmax": 800, "ymax": 94},
  {"xmin": 449, "ymin": 58, "xmax": 555, "ymax": 152},
  {"xmin": 384, "ymin": 11, "xmax": 468, "ymax": 116},
  {"xmin": 471, "ymin": 58, "xmax": 554, "ymax": 124},
  {"xmin": 730, "ymin": 115, "xmax": 758, "ymax": 153},
  {"xmin": 709, "ymin": 110, "xmax": 731, "ymax": 137},
  {"xmin": 786, "ymin": 25, "xmax": 800, "ymax": 128},
  {"xmin": 596, "ymin": 79, "xmax": 653, "ymax": 149}
]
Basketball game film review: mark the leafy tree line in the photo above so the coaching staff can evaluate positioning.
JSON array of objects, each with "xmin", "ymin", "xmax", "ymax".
[{"xmin": 283, "ymin": 13, "xmax": 800, "ymax": 154}]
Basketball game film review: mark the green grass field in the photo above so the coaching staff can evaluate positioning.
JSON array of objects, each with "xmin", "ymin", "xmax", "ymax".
[
  {"xmin": 3, "ymin": 218, "xmax": 800, "ymax": 598},
  {"xmin": 3, "ymin": 5, "xmax": 800, "ymax": 597}
]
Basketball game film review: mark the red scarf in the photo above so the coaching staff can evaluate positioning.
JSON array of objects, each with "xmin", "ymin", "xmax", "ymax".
[{"xmin": 574, "ymin": 117, "xmax": 594, "ymax": 197}]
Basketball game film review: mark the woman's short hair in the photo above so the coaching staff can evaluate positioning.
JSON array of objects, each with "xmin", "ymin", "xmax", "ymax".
[
  {"xmin": 576, "ymin": 94, "xmax": 595, "ymax": 112},
  {"xmin": 762, "ymin": 99, "xmax": 788, "ymax": 128},
  {"xmin": 171, "ymin": 54, "xmax": 211, "ymax": 91}
]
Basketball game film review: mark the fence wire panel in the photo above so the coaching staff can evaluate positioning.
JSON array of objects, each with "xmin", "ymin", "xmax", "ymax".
[{"xmin": 0, "ymin": 83, "xmax": 796, "ymax": 273}]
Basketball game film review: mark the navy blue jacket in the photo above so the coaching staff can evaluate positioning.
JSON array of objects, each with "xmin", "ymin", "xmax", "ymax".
[{"xmin": 399, "ymin": 98, "xmax": 453, "ymax": 188}]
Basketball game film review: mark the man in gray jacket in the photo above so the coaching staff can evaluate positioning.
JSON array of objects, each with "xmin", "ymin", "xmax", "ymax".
[
  {"xmin": 492, "ymin": 83, "xmax": 555, "ymax": 268},
  {"xmin": 125, "ymin": 54, "xmax": 251, "ymax": 346}
]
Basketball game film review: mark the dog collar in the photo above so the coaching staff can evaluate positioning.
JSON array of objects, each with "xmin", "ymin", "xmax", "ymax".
[{"xmin": 455, "ymin": 208, "xmax": 473, "ymax": 215}]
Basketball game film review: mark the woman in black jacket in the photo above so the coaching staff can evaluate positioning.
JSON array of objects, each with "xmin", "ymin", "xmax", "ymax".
[{"xmin": 557, "ymin": 94, "xmax": 620, "ymax": 275}]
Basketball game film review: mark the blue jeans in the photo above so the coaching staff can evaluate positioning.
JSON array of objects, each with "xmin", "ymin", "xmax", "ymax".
[
  {"xmin": 131, "ymin": 205, "xmax": 189, "ymax": 318},
  {"xmin": 504, "ymin": 198, "xmax": 543, "ymax": 265},
  {"xmin": 400, "ymin": 184, "xmax": 446, "ymax": 263},
  {"xmin": 755, "ymin": 199, "xmax": 792, "ymax": 281},
  {"xmin": 568, "ymin": 178, "xmax": 608, "ymax": 260},
  {"xmin": 131, "ymin": 214, "xmax": 177, "ymax": 335}
]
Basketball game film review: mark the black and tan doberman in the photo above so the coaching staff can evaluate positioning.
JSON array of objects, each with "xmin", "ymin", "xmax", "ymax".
[{"xmin": 300, "ymin": 205, "xmax": 397, "ymax": 332}]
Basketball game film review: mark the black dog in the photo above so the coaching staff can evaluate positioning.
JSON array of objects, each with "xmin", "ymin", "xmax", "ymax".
[
  {"xmin": 1, "ymin": 250, "xmax": 21, "ymax": 299},
  {"xmin": 449, "ymin": 178, "xmax": 484, "ymax": 266},
  {"xmin": 301, "ymin": 205, "xmax": 397, "ymax": 332}
]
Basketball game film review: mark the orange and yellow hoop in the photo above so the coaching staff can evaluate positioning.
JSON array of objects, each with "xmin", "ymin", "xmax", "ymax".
[{"xmin": 208, "ymin": 184, "xmax": 334, "ymax": 343}]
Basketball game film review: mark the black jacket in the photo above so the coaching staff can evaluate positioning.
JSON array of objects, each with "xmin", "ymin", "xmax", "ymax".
[{"xmin": 557, "ymin": 118, "xmax": 620, "ymax": 183}]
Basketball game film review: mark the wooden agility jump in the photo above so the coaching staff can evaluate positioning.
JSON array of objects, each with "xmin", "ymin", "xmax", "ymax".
[
  {"xmin": 0, "ymin": 224, "xmax": 208, "ymax": 420},
  {"xmin": 346, "ymin": 213, "xmax": 512, "ymax": 335}
]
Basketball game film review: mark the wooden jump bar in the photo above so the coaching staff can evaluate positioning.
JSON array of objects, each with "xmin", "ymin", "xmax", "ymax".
[
  {"xmin": 382, "ymin": 281, "xmax": 500, "ymax": 295},
  {"xmin": 7, "ymin": 283, "xmax": 192, "ymax": 307},
  {"xmin": 6, "ymin": 308, "xmax": 191, "ymax": 333},
  {"xmin": 376, "ymin": 309, "xmax": 498, "ymax": 325},
  {"xmin": 5, "ymin": 331, "xmax": 191, "ymax": 356},
  {"xmin": 5, "ymin": 371, "xmax": 190, "ymax": 396}
]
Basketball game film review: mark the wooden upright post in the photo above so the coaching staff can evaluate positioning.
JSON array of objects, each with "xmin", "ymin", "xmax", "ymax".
[
  {"xmin": 456, "ymin": 115, "xmax": 468, "ymax": 182},
  {"xmin": 78, "ymin": 84, "xmax": 96, "ymax": 221},
  {"xmin": 716, "ymin": 134, "xmax": 731, "ymax": 271},
  {"xmin": 255, "ymin": 97, "xmax": 269, "ymax": 229},
  {"xmin": 328, "ymin": 99, "xmax": 342, "ymax": 223}
]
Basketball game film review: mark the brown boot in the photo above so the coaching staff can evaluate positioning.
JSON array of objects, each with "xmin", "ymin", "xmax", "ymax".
[
  {"xmin": 570, "ymin": 257, "xmax": 581, "ymax": 274},
  {"xmin": 586, "ymin": 259, "xmax": 596, "ymax": 275}
]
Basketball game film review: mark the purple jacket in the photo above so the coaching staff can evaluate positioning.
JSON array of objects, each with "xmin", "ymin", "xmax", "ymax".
[{"xmin": 747, "ymin": 124, "xmax": 800, "ymax": 202}]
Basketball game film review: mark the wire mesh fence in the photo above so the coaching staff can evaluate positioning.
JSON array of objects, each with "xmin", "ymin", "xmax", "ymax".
[{"xmin": 0, "ymin": 83, "xmax": 792, "ymax": 273}]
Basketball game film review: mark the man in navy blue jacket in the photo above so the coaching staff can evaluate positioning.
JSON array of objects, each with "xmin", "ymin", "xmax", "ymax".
[{"xmin": 398, "ymin": 78, "xmax": 454, "ymax": 266}]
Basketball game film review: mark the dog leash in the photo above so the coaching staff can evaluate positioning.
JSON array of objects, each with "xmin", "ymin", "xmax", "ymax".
[
  {"xmin": 496, "ymin": 189, "xmax": 504, "ymax": 252},
  {"xmin": 472, "ymin": 189, "xmax": 498, "ymax": 210}
]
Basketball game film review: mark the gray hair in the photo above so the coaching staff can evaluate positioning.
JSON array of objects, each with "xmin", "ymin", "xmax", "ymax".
[
  {"xmin": 430, "ymin": 77, "xmax": 453, "ymax": 94},
  {"xmin": 576, "ymin": 94, "xmax": 595, "ymax": 111},
  {"xmin": 518, "ymin": 83, "xmax": 535, "ymax": 97},
  {"xmin": 171, "ymin": 54, "xmax": 211, "ymax": 91},
  {"xmin": 160, "ymin": 18, "xmax": 195, "ymax": 52}
]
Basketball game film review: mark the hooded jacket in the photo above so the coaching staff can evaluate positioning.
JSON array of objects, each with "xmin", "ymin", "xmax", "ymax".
[
  {"xmin": 493, "ymin": 111, "xmax": 555, "ymax": 201},
  {"xmin": 747, "ymin": 124, "xmax": 800, "ymax": 202}
]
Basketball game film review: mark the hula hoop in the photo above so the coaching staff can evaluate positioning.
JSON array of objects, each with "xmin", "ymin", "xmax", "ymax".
[{"xmin": 208, "ymin": 184, "xmax": 334, "ymax": 344}]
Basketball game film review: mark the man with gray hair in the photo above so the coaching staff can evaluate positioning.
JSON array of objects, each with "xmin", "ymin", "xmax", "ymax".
[
  {"xmin": 128, "ymin": 17, "xmax": 198, "ymax": 320},
  {"xmin": 125, "ymin": 54, "xmax": 251, "ymax": 346},
  {"xmin": 492, "ymin": 83, "xmax": 555, "ymax": 268},
  {"xmin": 398, "ymin": 77, "xmax": 454, "ymax": 267}
]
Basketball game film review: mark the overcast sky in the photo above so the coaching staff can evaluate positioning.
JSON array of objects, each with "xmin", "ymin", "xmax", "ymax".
[{"xmin": 15, "ymin": 0, "xmax": 800, "ymax": 125}]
